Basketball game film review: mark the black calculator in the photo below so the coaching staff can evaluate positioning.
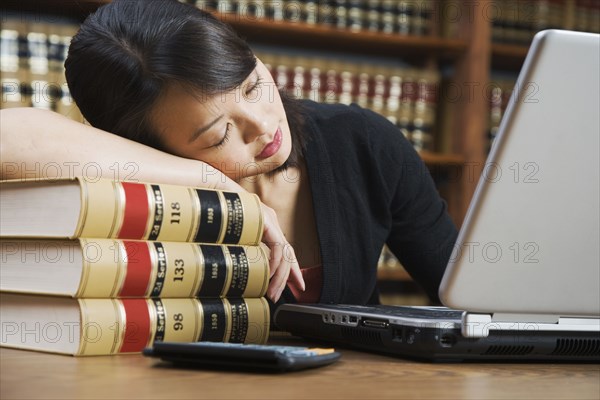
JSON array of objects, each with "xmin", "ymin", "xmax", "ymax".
[{"xmin": 143, "ymin": 342, "xmax": 341, "ymax": 372}]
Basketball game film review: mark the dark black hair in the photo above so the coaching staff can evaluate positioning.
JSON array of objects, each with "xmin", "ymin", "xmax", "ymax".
[{"xmin": 65, "ymin": 0, "xmax": 306, "ymax": 168}]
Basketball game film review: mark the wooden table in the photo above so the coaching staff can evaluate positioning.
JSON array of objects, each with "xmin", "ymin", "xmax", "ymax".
[{"xmin": 2, "ymin": 336, "xmax": 599, "ymax": 400}]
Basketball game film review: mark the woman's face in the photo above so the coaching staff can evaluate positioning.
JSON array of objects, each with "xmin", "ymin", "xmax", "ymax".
[{"xmin": 151, "ymin": 59, "xmax": 292, "ymax": 182}]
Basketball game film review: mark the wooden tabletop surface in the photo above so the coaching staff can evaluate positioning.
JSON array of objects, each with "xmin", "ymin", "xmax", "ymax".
[{"xmin": 2, "ymin": 336, "xmax": 599, "ymax": 400}]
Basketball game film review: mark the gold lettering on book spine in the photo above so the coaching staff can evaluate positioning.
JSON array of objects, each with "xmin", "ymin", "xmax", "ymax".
[
  {"xmin": 76, "ymin": 239, "xmax": 268, "ymax": 298},
  {"xmin": 161, "ymin": 298, "xmax": 201, "ymax": 342},
  {"xmin": 142, "ymin": 183, "xmax": 156, "ymax": 240},
  {"xmin": 146, "ymin": 298, "xmax": 159, "ymax": 346},
  {"xmin": 155, "ymin": 185, "xmax": 196, "ymax": 242},
  {"xmin": 160, "ymin": 242, "xmax": 201, "ymax": 298},
  {"xmin": 146, "ymin": 242, "xmax": 158, "ymax": 297}
]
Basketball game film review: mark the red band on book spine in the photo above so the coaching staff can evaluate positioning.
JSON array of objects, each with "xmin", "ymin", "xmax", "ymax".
[
  {"xmin": 119, "ymin": 299, "xmax": 151, "ymax": 353},
  {"xmin": 120, "ymin": 241, "xmax": 152, "ymax": 297},
  {"xmin": 118, "ymin": 182, "xmax": 149, "ymax": 239}
]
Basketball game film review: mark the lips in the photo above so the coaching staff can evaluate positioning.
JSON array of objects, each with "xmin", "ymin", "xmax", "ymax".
[{"xmin": 257, "ymin": 127, "xmax": 283, "ymax": 159}]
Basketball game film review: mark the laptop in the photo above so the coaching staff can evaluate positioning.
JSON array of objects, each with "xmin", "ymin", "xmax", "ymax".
[{"xmin": 274, "ymin": 30, "xmax": 600, "ymax": 361}]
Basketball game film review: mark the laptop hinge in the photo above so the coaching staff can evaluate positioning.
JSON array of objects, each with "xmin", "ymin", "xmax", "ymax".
[{"xmin": 461, "ymin": 312, "xmax": 600, "ymax": 338}]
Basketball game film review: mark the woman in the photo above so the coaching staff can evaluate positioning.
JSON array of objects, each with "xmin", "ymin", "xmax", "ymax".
[{"xmin": 0, "ymin": 0, "xmax": 457, "ymax": 307}]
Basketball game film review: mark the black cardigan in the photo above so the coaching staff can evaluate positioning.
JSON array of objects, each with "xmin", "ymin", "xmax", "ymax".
[{"xmin": 276, "ymin": 100, "xmax": 458, "ymax": 308}]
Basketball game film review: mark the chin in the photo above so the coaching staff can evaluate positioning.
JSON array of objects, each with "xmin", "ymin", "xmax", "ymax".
[{"xmin": 275, "ymin": 139, "xmax": 293, "ymax": 167}]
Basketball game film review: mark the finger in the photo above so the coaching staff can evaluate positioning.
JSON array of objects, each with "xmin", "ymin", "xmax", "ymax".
[
  {"xmin": 260, "ymin": 214, "xmax": 282, "ymax": 278},
  {"xmin": 288, "ymin": 261, "xmax": 305, "ymax": 291},
  {"xmin": 267, "ymin": 257, "xmax": 291, "ymax": 302},
  {"xmin": 282, "ymin": 243, "xmax": 305, "ymax": 291},
  {"xmin": 263, "ymin": 239, "xmax": 282, "ymax": 280}
]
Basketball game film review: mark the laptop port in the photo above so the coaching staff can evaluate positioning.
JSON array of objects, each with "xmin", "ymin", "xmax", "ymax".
[
  {"xmin": 439, "ymin": 334, "xmax": 457, "ymax": 348},
  {"xmin": 392, "ymin": 328, "xmax": 407, "ymax": 342},
  {"xmin": 361, "ymin": 319, "xmax": 389, "ymax": 329},
  {"xmin": 349, "ymin": 315, "xmax": 358, "ymax": 323},
  {"xmin": 342, "ymin": 315, "xmax": 348, "ymax": 323}
]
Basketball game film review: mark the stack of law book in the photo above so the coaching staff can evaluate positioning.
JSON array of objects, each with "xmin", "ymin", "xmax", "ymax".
[{"xmin": 0, "ymin": 177, "xmax": 271, "ymax": 355}]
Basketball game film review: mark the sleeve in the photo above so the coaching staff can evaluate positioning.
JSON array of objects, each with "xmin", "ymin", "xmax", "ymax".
[{"xmin": 361, "ymin": 107, "xmax": 458, "ymax": 303}]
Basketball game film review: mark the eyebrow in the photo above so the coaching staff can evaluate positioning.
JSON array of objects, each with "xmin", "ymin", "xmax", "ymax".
[{"xmin": 188, "ymin": 114, "xmax": 224, "ymax": 143}]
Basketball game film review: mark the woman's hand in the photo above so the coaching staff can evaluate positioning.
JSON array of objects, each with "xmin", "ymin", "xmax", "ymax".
[{"xmin": 260, "ymin": 203, "xmax": 305, "ymax": 302}]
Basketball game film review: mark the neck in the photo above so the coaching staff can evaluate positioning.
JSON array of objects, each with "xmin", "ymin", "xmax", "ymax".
[{"xmin": 238, "ymin": 160, "xmax": 321, "ymax": 268}]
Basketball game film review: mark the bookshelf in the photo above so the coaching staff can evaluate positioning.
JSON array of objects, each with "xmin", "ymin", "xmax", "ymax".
[{"xmin": 3, "ymin": 0, "xmax": 597, "ymax": 303}]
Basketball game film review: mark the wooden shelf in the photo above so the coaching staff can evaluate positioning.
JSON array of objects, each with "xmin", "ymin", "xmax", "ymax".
[
  {"xmin": 2, "ymin": 0, "xmax": 107, "ymax": 20},
  {"xmin": 419, "ymin": 151, "xmax": 465, "ymax": 166},
  {"xmin": 218, "ymin": 13, "xmax": 468, "ymax": 62},
  {"xmin": 491, "ymin": 43, "xmax": 529, "ymax": 71}
]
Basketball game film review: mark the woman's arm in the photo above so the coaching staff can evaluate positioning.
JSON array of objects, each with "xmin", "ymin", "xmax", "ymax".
[
  {"xmin": 0, "ymin": 108, "xmax": 304, "ymax": 300},
  {"xmin": 0, "ymin": 108, "xmax": 238, "ymax": 190}
]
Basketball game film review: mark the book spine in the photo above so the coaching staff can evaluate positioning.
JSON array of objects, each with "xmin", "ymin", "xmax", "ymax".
[
  {"xmin": 77, "ymin": 178, "xmax": 263, "ymax": 245},
  {"xmin": 76, "ymin": 239, "xmax": 269, "ymax": 298},
  {"xmin": 76, "ymin": 297, "xmax": 270, "ymax": 355}
]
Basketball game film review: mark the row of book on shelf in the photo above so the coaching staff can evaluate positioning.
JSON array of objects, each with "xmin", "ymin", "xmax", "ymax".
[
  {"xmin": 0, "ymin": 14, "xmax": 442, "ymax": 152},
  {"xmin": 0, "ymin": 17, "xmax": 83, "ymax": 122},
  {"xmin": 189, "ymin": 0, "xmax": 439, "ymax": 36},
  {"xmin": 491, "ymin": 0, "xmax": 600, "ymax": 45},
  {"xmin": 487, "ymin": 76, "xmax": 516, "ymax": 152},
  {"xmin": 0, "ymin": 177, "xmax": 271, "ymax": 356},
  {"xmin": 190, "ymin": 0, "xmax": 600, "ymax": 43},
  {"xmin": 256, "ymin": 49, "xmax": 440, "ymax": 152}
]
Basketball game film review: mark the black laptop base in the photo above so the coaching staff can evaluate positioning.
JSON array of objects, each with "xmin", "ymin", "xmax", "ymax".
[{"xmin": 275, "ymin": 305, "xmax": 600, "ymax": 362}]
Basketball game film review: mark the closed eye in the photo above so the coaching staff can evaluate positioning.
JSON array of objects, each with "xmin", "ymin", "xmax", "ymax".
[
  {"xmin": 246, "ymin": 76, "xmax": 262, "ymax": 96},
  {"xmin": 213, "ymin": 123, "xmax": 232, "ymax": 149}
]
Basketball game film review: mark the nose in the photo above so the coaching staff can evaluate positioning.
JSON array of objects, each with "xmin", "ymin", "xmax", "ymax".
[
  {"xmin": 244, "ymin": 112, "xmax": 267, "ymax": 144},
  {"xmin": 239, "ymin": 106, "xmax": 269, "ymax": 144}
]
